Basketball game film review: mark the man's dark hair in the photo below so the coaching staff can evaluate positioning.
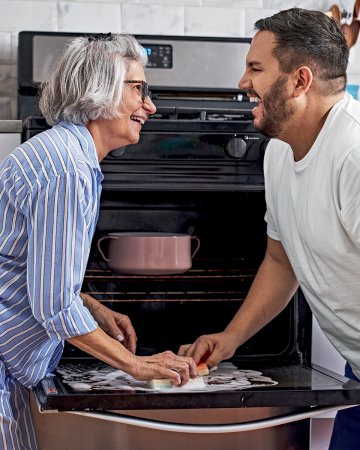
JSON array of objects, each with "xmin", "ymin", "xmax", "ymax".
[{"xmin": 255, "ymin": 8, "xmax": 349, "ymax": 95}]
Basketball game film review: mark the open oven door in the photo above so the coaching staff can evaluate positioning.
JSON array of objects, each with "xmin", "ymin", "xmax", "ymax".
[{"xmin": 32, "ymin": 359, "xmax": 360, "ymax": 432}]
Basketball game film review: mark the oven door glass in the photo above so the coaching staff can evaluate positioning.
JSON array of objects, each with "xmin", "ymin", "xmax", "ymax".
[{"xmin": 34, "ymin": 360, "xmax": 360, "ymax": 412}]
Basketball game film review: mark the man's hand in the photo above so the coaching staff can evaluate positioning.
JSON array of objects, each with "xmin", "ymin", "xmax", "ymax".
[
  {"xmin": 178, "ymin": 331, "xmax": 239, "ymax": 367},
  {"xmin": 80, "ymin": 293, "xmax": 137, "ymax": 353}
]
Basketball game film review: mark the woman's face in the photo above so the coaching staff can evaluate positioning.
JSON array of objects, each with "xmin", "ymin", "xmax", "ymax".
[
  {"xmin": 117, "ymin": 60, "xmax": 156, "ymax": 144},
  {"xmin": 90, "ymin": 60, "xmax": 156, "ymax": 157}
]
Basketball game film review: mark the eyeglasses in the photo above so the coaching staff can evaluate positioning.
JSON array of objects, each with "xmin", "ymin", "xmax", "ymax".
[{"xmin": 123, "ymin": 80, "xmax": 151, "ymax": 102}]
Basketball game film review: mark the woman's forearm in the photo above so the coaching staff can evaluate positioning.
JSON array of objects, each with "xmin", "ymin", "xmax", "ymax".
[{"xmin": 68, "ymin": 327, "xmax": 136, "ymax": 374}]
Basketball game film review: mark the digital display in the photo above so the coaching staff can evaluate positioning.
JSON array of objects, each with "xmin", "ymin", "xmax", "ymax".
[
  {"xmin": 143, "ymin": 47, "xmax": 152, "ymax": 56},
  {"xmin": 141, "ymin": 44, "xmax": 172, "ymax": 69}
]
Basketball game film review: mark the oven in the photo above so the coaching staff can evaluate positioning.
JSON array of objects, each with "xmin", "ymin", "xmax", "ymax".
[{"xmin": 18, "ymin": 31, "xmax": 360, "ymax": 450}]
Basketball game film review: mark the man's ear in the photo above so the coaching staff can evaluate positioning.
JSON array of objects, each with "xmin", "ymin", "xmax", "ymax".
[{"xmin": 292, "ymin": 66, "xmax": 313, "ymax": 97}]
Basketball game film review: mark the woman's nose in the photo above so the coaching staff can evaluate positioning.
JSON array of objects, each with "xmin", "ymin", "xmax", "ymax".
[{"xmin": 144, "ymin": 97, "xmax": 157, "ymax": 114}]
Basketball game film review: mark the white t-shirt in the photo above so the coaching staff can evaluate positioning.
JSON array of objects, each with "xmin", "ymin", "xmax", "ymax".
[{"xmin": 264, "ymin": 92, "xmax": 360, "ymax": 377}]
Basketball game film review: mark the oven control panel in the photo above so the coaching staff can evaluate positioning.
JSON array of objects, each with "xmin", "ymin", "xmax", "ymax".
[
  {"xmin": 225, "ymin": 135, "xmax": 268, "ymax": 160},
  {"xmin": 137, "ymin": 37, "xmax": 251, "ymax": 89},
  {"xmin": 142, "ymin": 44, "xmax": 172, "ymax": 69}
]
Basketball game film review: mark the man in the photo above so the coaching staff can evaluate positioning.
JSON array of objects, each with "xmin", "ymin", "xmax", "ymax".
[
  {"xmin": 0, "ymin": 33, "xmax": 196, "ymax": 450},
  {"xmin": 179, "ymin": 8, "xmax": 360, "ymax": 449}
]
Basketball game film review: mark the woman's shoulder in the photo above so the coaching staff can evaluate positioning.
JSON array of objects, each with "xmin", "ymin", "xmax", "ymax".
[{"xmin": 20, "ymin": 124, "xmax": 88, "ymax": 174}]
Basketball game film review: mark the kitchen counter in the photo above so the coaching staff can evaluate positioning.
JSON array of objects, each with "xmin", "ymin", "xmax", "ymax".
[{"xmin": 0, "ymin": 120, "xmax": 22, "ymax": 133}]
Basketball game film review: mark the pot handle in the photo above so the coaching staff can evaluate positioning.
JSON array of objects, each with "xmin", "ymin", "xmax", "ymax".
[
  {"xmin": 97, "ymin": 236, "xmax": 118, "ymax": 262},
  {"xmin": 191, "ymin": 236, "xmax": 201, "ymax": 258}
]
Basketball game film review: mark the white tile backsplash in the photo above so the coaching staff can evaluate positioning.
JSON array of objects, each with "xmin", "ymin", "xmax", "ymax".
[
  {"xmin": 263, "ymin": 0, "xmax": 326, "ymax": 9},
  {"xmin": 245, "ymin": 8, "xmax": 279, "ymax": 37},
  {"xmin": 122, "ymin": 4, "xmax": 184, "ymax": 35},
  {"xmin": 185, "ymin": 6, "xmax": 245, "ymax": 36},
  {"xmin": 0, "ymin": 1, "xmax": 57, "ymax": 32},
  {"xmin": 1, "ymin": 0, "xmax": 360, "ymax": 119},
  {"xmin": 58, "ymin": 2, "xmax": 121, "ymax": 32},
  {"xmin": 10, "ymin": 97, "xmax": 17, "ymax": 120},
  {"xmin": 10, "ymin": 33, "xmax": 18, "ymax": 65},
  {"xmin": 60, "ymin": 0, "xmax": 139, "ymax": 2},
  {"xmin": 140, "ymin": 0, "xmax": 200, "ymax": 4},
  {"xmin": 0, "ymin": 65, "xmax": 17, "ymax": 96},
  {"xmin": 203, "ymin": 0, "xmax": 262, "ymax": 7},
  {"xmin": 0, "ymin": 97, "xmax": 11, "ymax": 120},
  {"xmin": 0, "ymin": 33, "xmax": 11, "ymax": 64}
]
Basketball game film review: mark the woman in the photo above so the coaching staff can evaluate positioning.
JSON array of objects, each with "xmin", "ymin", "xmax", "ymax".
[{"xmin": 0, "ymin": 33, "xmax": 196, "ymax": 450}]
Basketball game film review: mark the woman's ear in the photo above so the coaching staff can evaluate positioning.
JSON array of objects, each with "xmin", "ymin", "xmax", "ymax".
[{"xmin": 292, "ymin": 66, "xmax": 313, "ymax": 97}]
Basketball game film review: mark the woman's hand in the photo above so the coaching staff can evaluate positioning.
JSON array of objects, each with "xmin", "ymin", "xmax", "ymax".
[
  {"xmin": 130, "ymin": 351, "xmax": 198, "ymax": 386},
  {"xmin": 80, "ymin": 293, "xmax": 137, "ymax": 353},
  {"xmin": 69, "ymin": 325, "xmax": 196, "ymax": 386},
  {"xmin": 178, "ymin": 331, "xmax": 239, "ymax": 367}
]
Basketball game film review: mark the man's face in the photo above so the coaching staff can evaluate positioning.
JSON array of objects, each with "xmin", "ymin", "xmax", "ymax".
[{"xmin": 239, "ymin": 31, "xmax": 295, "ymax": 138}]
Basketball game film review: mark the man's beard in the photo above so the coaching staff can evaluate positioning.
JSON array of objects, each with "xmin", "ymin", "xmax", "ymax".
[{"xmin": 254, "ymin": 75, "xmax": 295, "ymax": 138}]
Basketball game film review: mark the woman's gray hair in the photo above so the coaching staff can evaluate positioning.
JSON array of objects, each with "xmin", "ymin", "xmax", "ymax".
[{"xmin": 39, "ymin": 33, "xmax": 148, "ymax": 125}]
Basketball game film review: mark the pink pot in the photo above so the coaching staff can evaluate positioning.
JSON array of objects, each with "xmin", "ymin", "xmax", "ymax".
[{"xmin": 97, "ymin": 232, "xmax": 200, "ymax": 275}]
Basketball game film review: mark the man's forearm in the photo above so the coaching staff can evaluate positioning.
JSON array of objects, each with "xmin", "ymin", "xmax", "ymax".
[{"xmin": 225, "ymin": 247, "xmax": 299, "ymax": 347}]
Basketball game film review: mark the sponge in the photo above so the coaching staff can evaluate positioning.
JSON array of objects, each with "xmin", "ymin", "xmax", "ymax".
[
  {"xmin": 148, "ymin": 376, "xmax": 206, "ymax": 390},
  {"xmin": 185, "ymin": 376, "xmax": 206, "ymax": 389},
  {"xmin": 148, "ymin": 378, "xmax": 172, "ymax": 389},
  {"xmin": 196, "ymin": 362, "xmax": 210, "ymax": 376}
]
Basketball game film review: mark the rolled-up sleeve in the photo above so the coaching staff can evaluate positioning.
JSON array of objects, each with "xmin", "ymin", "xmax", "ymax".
[{"xmin": 26, "ymin": 171, "xmax": 98, "ymax": 340}]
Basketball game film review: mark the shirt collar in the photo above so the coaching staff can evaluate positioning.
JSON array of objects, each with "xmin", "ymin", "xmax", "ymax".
[{"xmin": 58, "ymin": 122, "xmax": 101, "ymax": 171}]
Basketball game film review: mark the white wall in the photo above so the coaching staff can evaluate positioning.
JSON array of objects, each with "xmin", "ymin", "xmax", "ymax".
[
  {"xmin": 312, "ymin": 317, "xmax": 346, "ymax": 376},
  {"xmin": 0, "ymin": 0, "xmax": 359, "ymax": 119}
]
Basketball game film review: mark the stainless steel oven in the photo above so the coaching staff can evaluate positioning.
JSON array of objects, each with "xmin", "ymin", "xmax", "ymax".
[{"xmin": 18, "ymin": 31, "xmax": 360, "ymax": 450}]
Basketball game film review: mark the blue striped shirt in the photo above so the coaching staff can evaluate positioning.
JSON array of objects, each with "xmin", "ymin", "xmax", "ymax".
[{"xmin": 0, "ymin": 122, "xmax": 102, "ymax": 388}]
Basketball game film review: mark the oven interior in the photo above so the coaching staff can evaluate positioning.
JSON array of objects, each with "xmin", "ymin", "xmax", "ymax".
[{"xmin": 75, "ymin": 188, "xmax": 309, "ymax": 365}]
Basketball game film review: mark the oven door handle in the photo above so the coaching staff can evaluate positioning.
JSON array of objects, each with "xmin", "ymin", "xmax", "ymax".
[{"xmin": 64, "ymin": 405, "xmax": 356, "ymax": 434}]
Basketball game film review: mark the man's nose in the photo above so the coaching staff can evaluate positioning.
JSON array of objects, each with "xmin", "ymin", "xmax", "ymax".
[{"xmin": 238, "ymin": 72, "xmax": 250, "ymax": 90}]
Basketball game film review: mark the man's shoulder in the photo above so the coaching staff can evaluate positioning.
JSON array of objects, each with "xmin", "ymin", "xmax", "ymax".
[
  {"xmin": 334, "ymin": 93, "xmax": 360, "ymax": 130},
  {"xmin": 264, "ymin": 138, "xmax": 290, "ymax": 163},
  {"xmin": 266, "ymin": 138, "xmax": 289, "ymax": 151}
]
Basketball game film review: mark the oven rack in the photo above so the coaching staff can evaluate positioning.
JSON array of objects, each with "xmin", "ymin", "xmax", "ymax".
[{"xmin": 82, "ymin": 263, "xmax": 257, "ymax": 303}]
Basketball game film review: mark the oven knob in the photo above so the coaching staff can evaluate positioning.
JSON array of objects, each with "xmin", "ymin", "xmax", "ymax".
[
  {"xmin": 225, "ymin": 137, "xmax": 247, "ymax": 159},
  {"xmin": 109, "ymin": 147, "xmax": 126, "ymax": 158}
]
